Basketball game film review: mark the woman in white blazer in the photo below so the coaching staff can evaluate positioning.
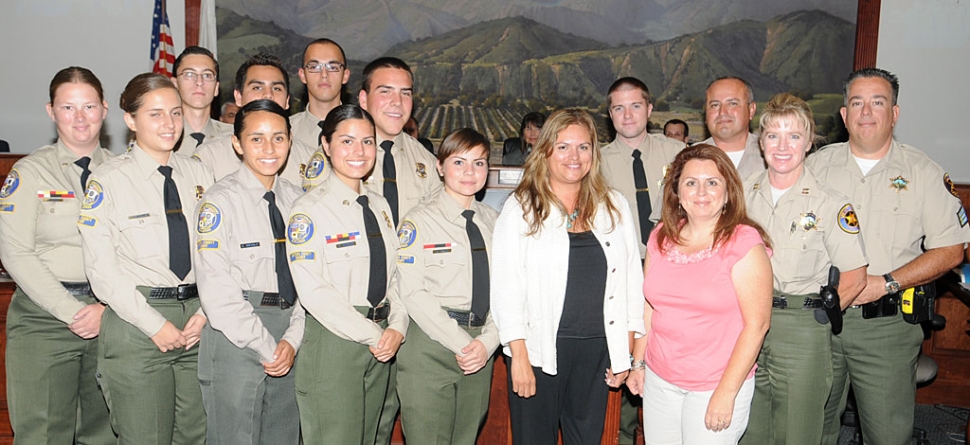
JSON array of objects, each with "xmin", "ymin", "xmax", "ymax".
[{"xmin": 491, "ymin": 108, "xmax": 646, "ymax": 445}]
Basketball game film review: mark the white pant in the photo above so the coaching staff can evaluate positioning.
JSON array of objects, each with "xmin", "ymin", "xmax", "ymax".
[{"xmin": 642, "ymin": 366, "xmax": 755, "ymax": 445}]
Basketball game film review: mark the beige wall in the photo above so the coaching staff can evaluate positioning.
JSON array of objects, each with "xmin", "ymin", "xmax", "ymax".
[
  {"xmin": 0, "ymin": 0, "xmax": 186, "ymax": 154},
  {"xmin": 877, "ymin": 0, "xmax": 970, "ymax": 181}
]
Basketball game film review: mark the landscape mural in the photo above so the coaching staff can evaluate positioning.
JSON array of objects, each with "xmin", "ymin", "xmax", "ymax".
[{"xmin": 215, "ymin": 0, "xmax": 857, "ymax": 153}]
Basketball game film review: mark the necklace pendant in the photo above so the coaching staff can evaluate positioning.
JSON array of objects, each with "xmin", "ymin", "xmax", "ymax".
[{"xmin": 566, "ymin": 209, "xmax": 579, "ymax": 229}]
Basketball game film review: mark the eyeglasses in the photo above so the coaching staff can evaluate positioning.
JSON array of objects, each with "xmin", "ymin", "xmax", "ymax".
[
  {"xmin": 303, "ymin": 62, "xmax": 345, "ymax": 73},
  {"xmin": 178, "ymin": 71, "xmax": 217, "ymax": 83}
]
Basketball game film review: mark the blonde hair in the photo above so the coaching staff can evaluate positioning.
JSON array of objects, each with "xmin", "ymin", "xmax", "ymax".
[
  {"xmin": 513, "ymin": 108, "xmax": 618, "ymax": 236},
  {"xmin": 758, "ymin": 93, "xmax": 817, "ymax": 144}
]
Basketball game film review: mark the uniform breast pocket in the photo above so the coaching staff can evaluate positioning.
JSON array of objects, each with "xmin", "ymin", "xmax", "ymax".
[
  {"xmin": 869, "ymin": 194, "xmax": 921, "ymax": 248},
  {"xmin": 37, "ymin": 199, "xmax": 81, "ymax": 243},
  {"xmin": 118, "ymin": 213, "xmax": 167, "ymax": 258},
  {"xmin": 235, "ymin": 240, "xmax": 276, "ymax": 269},
  {"xmin": 322, "ymin": 238, "xmax": 369, "ymax": 264},
  {"xmin": 779, "ymin": 230, "xmax": 826, "ymax": 282},
  {"xmin": 426, "ymin": 247, "xmax": 467, "ymax": 288}
]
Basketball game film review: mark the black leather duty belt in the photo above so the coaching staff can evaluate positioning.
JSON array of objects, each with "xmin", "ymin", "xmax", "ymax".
[
  {"xmin": 60, "ymin": 281, "xmax": 93, "ymax": 297},
  {"xmin": 137, "ymin": 284, "xmax": 198, "ymax": 301},
  {"xmin": 772, "ymin": 295, "xmax": 824, "ymax": 309},
  {"xmin": 361, "ymin": 303, "xmax": 390, "ymax": 322},
  {"xmin": 447, "ymin": 310, "xmax": 486, "ymax": 328},
  {"xmin": 242, "ymin": 290, "xmax": 292, "ymax": 310}
]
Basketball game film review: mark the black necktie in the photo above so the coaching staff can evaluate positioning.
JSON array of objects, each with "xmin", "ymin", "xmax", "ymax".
[
  {"xmin": 158, "ymin": 166, "xmax": 191, "ymax": 280},
  {"xmin": 190, "ymin": 132, "xmax": 205, "ymax": 146},
  {"xmin": 358, "ymin": 195, "xmax": 387, "ymax": 307},
  {"xmin": 381, "ymin": 140, "xmax": 399, "ymax": 225},
  {"xmin": 74, "ymin": 156, "xmax": 92, "ymax": 192},
  {"xmin": 265, "ymin": 191, "xmax": 297, "ymax": 305},
  {"xmin": 317, "ymin": 120, "xmax": 326, "ymax": 148},
  {"xmin": 462, "ymin": 210, "xmax": 490, "ymax": 319},
  {"xmin": 631, "ymin": 149, "xmax": 654, "ymax": 245}
]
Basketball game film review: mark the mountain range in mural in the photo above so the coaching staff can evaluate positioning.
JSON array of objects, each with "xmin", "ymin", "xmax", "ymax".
[
  {"xmin": 216, "ymin": 4, "xmax": 855, "ymax": 143},
  {"xmin": 215, "ymin": 0, "xmax": 855, "ymax": 59}
]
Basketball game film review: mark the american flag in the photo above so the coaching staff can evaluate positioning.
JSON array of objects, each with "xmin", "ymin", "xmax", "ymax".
[{"xmin": 150, "ymin": 0, "xmax": 175, "ymax": 77}]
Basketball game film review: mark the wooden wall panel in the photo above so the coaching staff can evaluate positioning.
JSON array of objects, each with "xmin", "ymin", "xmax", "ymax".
[
  {"xmin": 185, "ymin": 0, "xmax": 201, "ymax": 48},
  {"xmin": 917, "ymin": 183, "xmax": 970, "ymax": 408},
  {"xmin": 854, "ymin": 0, "xmax": 882, "ymax": 70}
]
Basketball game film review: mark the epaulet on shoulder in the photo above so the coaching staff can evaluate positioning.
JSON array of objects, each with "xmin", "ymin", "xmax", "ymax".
[
  {"xmin": 94, "ymin": 152, "xmax": 133, "ymax": 176},
  {"xmin": 28, "ymin": 144, "xmax": 58, "ymax": 157},
  {"xmin": 12, "ymin": 148, "xmax": 52, "ymax": 171},
  {"xmin": 298, "ymin": 181, "xmax": 331, "ymax": 206},
  {"xmin": 206, "ymin": 173, "xmax": 236, "ymax": 194}
]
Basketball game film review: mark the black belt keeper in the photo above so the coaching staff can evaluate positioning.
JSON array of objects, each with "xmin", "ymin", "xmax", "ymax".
[
  {"xmin": 861, "ymin": 294, "xmax": 899, "ymax": 319},
  {"xmin": 242, "ymin": 290, "xmax": 292, "ymax": 310},
  {"xmin": 60, "ymin": 281, "xmax": 93, "ymax": 297},
  {"xmin": 772, "ymin": 293, "xmax": 824, "ymax": 309},
  {"xmin": 138, "ymin": 284, "xmax": 198, "ymax": 301},
  {"xmin": 447, "ymin": 309, "xmax": 486, "ymax": 328},
  {"xmin": 364, "ymin": 303, "xmax": 390, "ymax": 322}
]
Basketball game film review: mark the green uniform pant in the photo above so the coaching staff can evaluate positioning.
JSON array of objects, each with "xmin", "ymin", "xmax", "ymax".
[
  {"xmin": 374, "ymin": 358, "xmax": 399, "ymax": 445},
  {"xmin": 397, "ymin": 320, "xmax": 494, "ymax": 445},
  {"xmin": 296, "ymin": 311, "xmax": 391, "ymax": 444},
  {"xmin": 741, "ymin": 307, "xmax": 832, "ymax": 445},
  {"xmin": 820, "ymin": 308, "xmax": 923, "ymax": 445},
  {"xmin": 6, "ymin": 287, "xmax": 114, "ymax": 445},
  {"xmin": 618, "ymin": 387, "xmax": 641, "ymax": 444},
  {"xmin": 98, "ymin": 297, "xmax": 206, "ymax": 445},
  {"xmin": 198, "ymin": 302, "xmax": 300, "ymax": 445}
]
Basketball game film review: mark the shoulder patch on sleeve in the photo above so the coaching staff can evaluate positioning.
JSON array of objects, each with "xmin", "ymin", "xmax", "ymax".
[
  {"xmin": 289, "ymin": 251, "xmax": 316, "ymax": 262},
  {"xmin": 838, "ymin": 203, "xmax": 860, "ymax": 234},
  {"xmin": 398, "ymin": 220, "xmax": 417, "ymax": 248},
  {"xmin": 80, "ymin": 180, "xmax": 104, "ymax": 210},
  {"xmin": 944, "ymin": 173, "xmax": 960, "ymax": 199},
  {"xmin": 287, "ymin": 213, "xmax": 314, "ymax": 244},
  {"xmin": 304, "ymin": 151, "xmax": 327, "ymax": 180},
  {"xmin": 958, "ymin": 207, "xmax": 968, "ymax": 228},
  {"xmin": 197, "ymin": 202, "xmax": 221, "ymax": 234},
  {"xmin": 77, "ymin": 215, "xmax": 97, "ymax": 228},
  {"xmin": 0, "ymin": 169, "xmax": 20, "ymax": 198},
  {"xmin": 197, "ymin": 239, "xmax": 220, "ymax": 250}
]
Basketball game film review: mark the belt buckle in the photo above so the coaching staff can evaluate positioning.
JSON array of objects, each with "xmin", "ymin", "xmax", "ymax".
[
  {"xmin": 773, "ymin": 296, "xmax": 788, "ymax": 309},
  {"xmin": 175, "ymin": 284, "xmax": 192, "ymax": 301},
  {"xmin": 368, "ymin": 303, "xmax": 385, "ymax": 321}
]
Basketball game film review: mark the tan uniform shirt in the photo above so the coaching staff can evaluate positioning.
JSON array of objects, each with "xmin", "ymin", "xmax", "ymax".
[
  {"xmin": 807, "ymin": 140, "xmax": 970, "ymax": 274},
  {"xmin": 745, "ymin": 168, "xmax": 869, "ymax": 294},
  {"xmin": 286, "ymin": 172, "xmax": 407, "ymax": 346},
  {"xmin": 289, "ymin": 109, "xmax": 324, "ymax": 152},
  {"xmin": 175, "ymin": 118, "xmax": 232, "ymax": 157},
  {"xmin": 697, "ymin": 132, "xmax": 765, "ymax": 180},
  {"xmin": 396, "ymin": 189, "xmax": 500, "ymax": 355},
  {"xmin": 193, "ymin": 167, "xmax": 306, "ymax": 362},
  {"xmin": 78, "ymin": 146, "xmax": 214, "ymax": 337},
  {"xmin": 0, "ymin": 141, "xmax": 113, "ymax": 323},
  {"xmin": 303, "ymin": 133, "xmax": 442, "ymax": 219},
  {"xmin": 192, "ymin": 135, "xmax": 315, "ymax": 185},
  {"xmin": 600, "ymin": 134, "xmax": 683, "ymax": 257}
]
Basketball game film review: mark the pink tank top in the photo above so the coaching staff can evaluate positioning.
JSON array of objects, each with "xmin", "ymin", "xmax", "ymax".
[{"xmin": 643, "ymin": 224, "xmax": 766, "ymax": 391}]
